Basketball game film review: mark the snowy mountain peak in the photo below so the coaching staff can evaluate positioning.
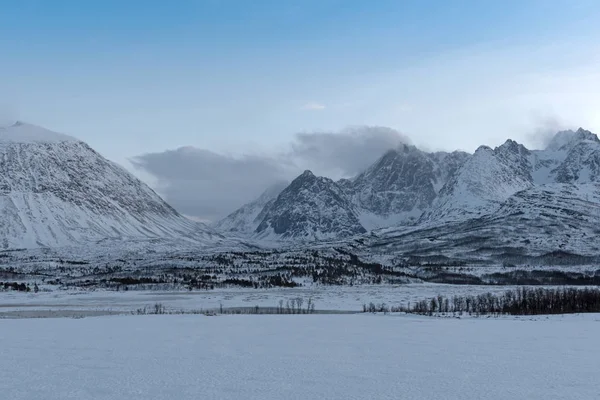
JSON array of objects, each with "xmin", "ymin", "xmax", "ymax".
[
  {"xmin": 286, "ymin": 170, "xmax": 335, "ymax": 192},
  {"xmin": 498, "ymin": 139, "xmax": 529, "ymax": 155},
  {"xmin": 350, "ymin": 143, "xmax": 447, "ymax": 225},
  {"xmin": 0, "ymin": 122, "xmax": 78, "ymax": 144},
  {"xmin": 574, "ymin": 127, "xmax": 600, "ymax": 144},
  {"xmin": 475, "ymin": 145, "xmax": 493, "ymax": 154},
  {"xmin": 0, "ymin": 124, "xmax": 222, "ymax": 249},
  {"xmin": 396, "ymin": 142, "xmax": 414, "ymax": 151},
  {"xmin": 369, "ymin": 143, "xmax": 417, "ymax": 164},
  {"xmin": 546, "ymin": 128, "xmax": 599, "ymax": 151},
  {"xmin": 254, "ymin": 171, "xmax": 365, "ymax": 240},
  {"xmin": 299, "ymin": 169, "xmax": 315, "ymax": 178},
  {"xmin": 423, "ymin": 138, "xmax": 533, "ymax": 223}
]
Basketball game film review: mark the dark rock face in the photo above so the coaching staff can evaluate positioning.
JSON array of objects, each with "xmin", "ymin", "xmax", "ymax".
[
  {"xmin": 351, "ymin": 146, "xmax": 471, "ymax": 219},
  {"xmin": 255, "ymin": 171, "xmax": 366, "ymax": 240},
  {"xmin": 552, "ymin": 141, "xmax": 600, "ymax": 183},
  {"xmin": 495, "ymin": 139, "xmax": 533, "ymax": 183},
  {"xmin": 352, "ymin": 145, "xmax": 438, "ymax": 216}
]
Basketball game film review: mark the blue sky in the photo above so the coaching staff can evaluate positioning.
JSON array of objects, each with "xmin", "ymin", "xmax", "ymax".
[{"xmin": 2, "ymin": 1, "xmax": 600, "ymax": 219}]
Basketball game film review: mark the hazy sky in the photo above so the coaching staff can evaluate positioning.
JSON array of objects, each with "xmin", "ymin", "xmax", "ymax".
[{"xmin": 2, "ymin": 1, "xmax": 600, "ymax": 221}]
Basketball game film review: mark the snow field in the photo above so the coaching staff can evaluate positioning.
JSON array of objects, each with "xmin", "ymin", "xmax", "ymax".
[{"xmin": 1, "ymin": 313, "xmax": 599, "ymax": 400}]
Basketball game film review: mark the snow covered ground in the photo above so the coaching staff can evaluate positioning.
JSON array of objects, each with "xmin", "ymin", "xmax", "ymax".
[
  {"xmin": 0, "ymin": 284, "xmax": 540, "ymax": 316},
  {"xmin": 1, "ymin": 313, "xmax": 599, "ymax": 399}
]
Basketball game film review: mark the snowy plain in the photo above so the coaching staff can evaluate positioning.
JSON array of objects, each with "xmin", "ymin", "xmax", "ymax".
[
  {"xmin": 1, "ymin": 313, "xmax": 599, "ymax": 400},
  {"xmin": 0, "ymin": 284, "xmax": 545, "ymax": 316}
]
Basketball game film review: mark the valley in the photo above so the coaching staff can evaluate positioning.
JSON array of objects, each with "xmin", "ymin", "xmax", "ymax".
[{"xmin": 1, "ymin": 122, "xmax": 600, "ymax": 309}]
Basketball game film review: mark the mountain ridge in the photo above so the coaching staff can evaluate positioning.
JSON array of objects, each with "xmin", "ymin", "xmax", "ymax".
[{"xmin": 216, "ymin": 128, "xmax": 600, "ymax": 241}]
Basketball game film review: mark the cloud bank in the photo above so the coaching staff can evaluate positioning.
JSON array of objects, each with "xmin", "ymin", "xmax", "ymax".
[
  {"xmin": 131, "ymin": 126, "xmax": 410, "ymax": 222},
  {"xmin": 289, "ymin": 126, "xmax": 410, "ymax": 177}
]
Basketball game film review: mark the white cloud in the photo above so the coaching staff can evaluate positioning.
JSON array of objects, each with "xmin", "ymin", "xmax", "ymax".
[
  {"xmin": 131, "ymin": 147, "xmax": 290, "ymax": 222},
  {"xmin": 289, "ymin": 126, "xmax": 410, "ymax": 178},
  {"xmin": 300, "ymin": 102, "xmax": 326, "ymax": 111}
]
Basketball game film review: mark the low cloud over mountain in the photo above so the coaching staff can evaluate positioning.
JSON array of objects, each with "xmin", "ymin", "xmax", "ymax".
[{"xmin": 132, "ymin": 126, "xmax": 410, "ymax": 221}]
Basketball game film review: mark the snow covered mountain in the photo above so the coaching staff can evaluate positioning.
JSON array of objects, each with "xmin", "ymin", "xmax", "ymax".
[
  {"xmin": 549, "ymin": 129, "xmax": 600, "ymax": 183},
  {"xmin": 351, "ymin": 145, "xmax": 470, "ymax": 228},
  {"xmin": 217, "ymin": 143, "xmax": 469, "ymax": 239},
  {"xmin": 352, "ymin": 145, "xmax": 437, "ymax": 218},
  {"xmin": 216, "ymin": 145, "xmax": 469, "ymax": 240},
  {"xmin": 421, "ymin": 139, "xmax": 534, "ymax": 222},
  {"xmin": 0, "ymin": 122, "xmax": 222, "ymax": 249},
  {"xmin": 360, "ymin": 183, "xmax": 600, "ymax": 261},
  {"xmin": 215, "ymin": 127, "xmax": 600, "ymax": 243},
  {"xmin": 3, "ymin": 123, "xmax": 600, "ymax": 282},
  {"xmin": 423, "ymin": 128, "xmax": 600, "ymax": 224},
  {"xmin": 255, "ymin": 170, "xmax": 366, "ymax": 240}
]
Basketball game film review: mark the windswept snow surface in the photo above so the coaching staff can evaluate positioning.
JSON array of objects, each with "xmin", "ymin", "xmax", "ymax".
[{"xmin": 1, "ymin": 313, "xmax": 600, "ymax": 400}]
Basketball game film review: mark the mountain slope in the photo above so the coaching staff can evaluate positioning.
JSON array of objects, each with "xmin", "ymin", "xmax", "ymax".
[
  {"xmin": 351, "ymin": 145, "xmax": 470, "ymax": 228},
  {"xmin": 352, "ymin": 145, "xmax": 437, "ymax": 217},
  {"xmin": 423, "ymin": 128, "xmax": 600, "ymax": 224},
  {"xmin": 551, "ymin": 131, "xmax": 600, "ymax": 183},
  {"xmin": 360, "ymin": 183, "xmax": 600, "ymax": 261},
  {"xmin": 213, "ymin": 181, "xmax": 288, "ymax": 234},
  {"xmin": 0, "ymin": 122, "xmax": 222, "ymax": 249},
  {"xmin": 421, "ymin": 140, "xmax": 534, "ymax": 223}
]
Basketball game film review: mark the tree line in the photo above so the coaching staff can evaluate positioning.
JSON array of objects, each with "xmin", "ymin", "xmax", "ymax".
[{"xmin": 364, "ymin": 287, "xmax": 600, "ymax": 316}]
